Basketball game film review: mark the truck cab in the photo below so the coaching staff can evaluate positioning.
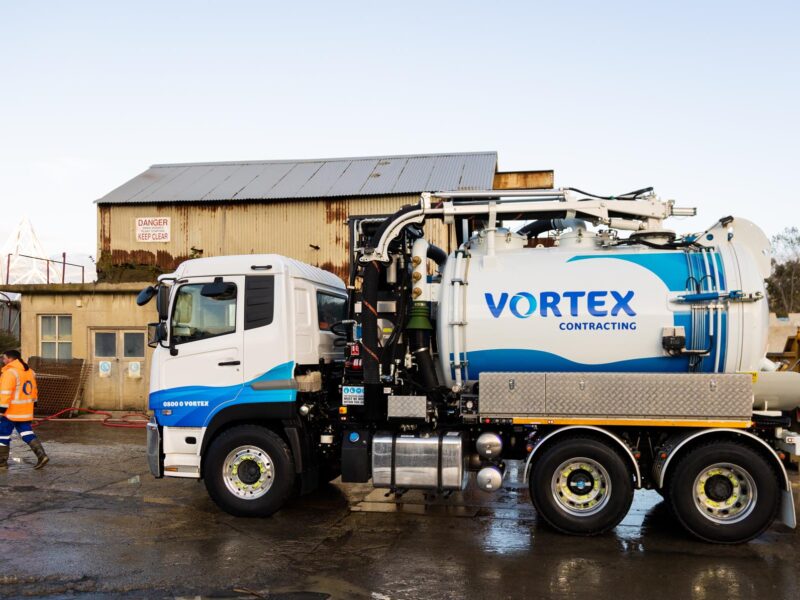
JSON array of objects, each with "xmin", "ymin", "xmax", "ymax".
[{"xmin": 142, "ymin": 254, "xmax": 347, "ymax": 515}]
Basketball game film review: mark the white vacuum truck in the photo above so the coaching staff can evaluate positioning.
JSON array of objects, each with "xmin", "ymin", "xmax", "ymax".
[{"xmin": 140, "ymin": 187, "xmax": 799, "ymax": 544}]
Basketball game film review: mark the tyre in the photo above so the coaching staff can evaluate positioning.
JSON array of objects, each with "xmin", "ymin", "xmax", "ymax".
[
  {"xmin": 204, "ymin": 425, "xmax": 295, "ymax": 517},
  {"xmin": 529, "ymin": 435, "xmax": 635, "ymax": 535},
  {"xmin": 667, "ymin": 441, "xmax": 780, "ymax": 544}
]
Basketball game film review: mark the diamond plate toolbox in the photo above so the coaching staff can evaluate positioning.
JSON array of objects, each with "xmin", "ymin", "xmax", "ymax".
[
  {"xmin": 545, "ymin": 373, "xmax": 753, "ymax": 419},
  {"xmin": 387, "ymin": 395, "xmax": 428, "ymax": 419},
  {"xmin": 478, "ymin": 373, "xmax": 546, "ymax": 416},
  {"xmin": 479, "ymin": 372, "xmax": 753, "ymax": 420}
]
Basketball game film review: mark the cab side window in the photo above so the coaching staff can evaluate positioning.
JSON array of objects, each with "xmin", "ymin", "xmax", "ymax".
[
  {"xmin": 317, "ymin": 292, "xmax": 347, "ymax": 331},
  {"xmin": 172, "ymin": 283, "xmax": 237, "ymax": 344}
]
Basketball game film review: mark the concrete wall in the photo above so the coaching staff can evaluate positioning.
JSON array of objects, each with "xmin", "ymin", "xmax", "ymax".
[{"xmin": 13, "ymin": 284, "xmax": 153, "ymax": 411}]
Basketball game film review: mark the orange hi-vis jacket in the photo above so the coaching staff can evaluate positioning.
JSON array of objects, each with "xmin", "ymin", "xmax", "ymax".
[{"xmin": 0, "ymin": 360, "xmax": 38, "ymax": 422}]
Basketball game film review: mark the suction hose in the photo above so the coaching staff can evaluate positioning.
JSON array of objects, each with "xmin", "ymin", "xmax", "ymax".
[
  {"xmin": 411, "ymin": 329, "xmax": 439, "ymax": 391},
  {"xmin": 406, "ymin": 238, "xmax": 447, "ymax": 391},
  {"xmin": 517, "ymin": 217, "xmax": 586, "ymax": 238},
  {"xmin": 361, "ymin": 204, "xmax": 447, "ymax": 390},
  {"xmin": 361, "ymin": 259, "xmax": 382, "ymax": 385}
]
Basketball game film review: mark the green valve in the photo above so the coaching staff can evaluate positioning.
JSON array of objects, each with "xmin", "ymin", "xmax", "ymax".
[{"xmin": 406, "ymin": 301, "xmax": 433, "ymax": 330}]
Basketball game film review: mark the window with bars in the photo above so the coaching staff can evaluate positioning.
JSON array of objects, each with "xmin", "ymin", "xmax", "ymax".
[{"xmin": 40, "ymin": 315, "xmax": 73, "ymax": 360}]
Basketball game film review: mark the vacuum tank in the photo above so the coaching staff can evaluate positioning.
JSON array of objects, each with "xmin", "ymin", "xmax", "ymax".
[{"xmin": 436, "ymin": 218, "xmax": 772, "ymax": 387}]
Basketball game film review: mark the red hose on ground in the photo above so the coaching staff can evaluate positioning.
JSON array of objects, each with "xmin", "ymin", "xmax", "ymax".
[{"xmin": 32, "ymin": 407, "xmax": 150, "ymax": 429}]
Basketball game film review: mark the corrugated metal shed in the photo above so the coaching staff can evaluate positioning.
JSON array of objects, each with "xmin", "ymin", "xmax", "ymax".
[
  {"xmin": 98, "ymin": 152, "xmax": 498, "ymax": 204},
  {"xmin": 97, "ymin": 194, "xmax": 452, "ymax": 281}
]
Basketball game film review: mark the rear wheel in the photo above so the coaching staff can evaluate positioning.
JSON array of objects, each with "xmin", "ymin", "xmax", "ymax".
[
  {"xmin": 530, "ymin": 436, "xmax": 635, "ymax": 535},
  {"xmin": 667, "ymin": 441, "xmax": 780, "ymax": 544},
  {"xmin": 204, "ymin": 425, "xmax": 295, "ymax": 517}
]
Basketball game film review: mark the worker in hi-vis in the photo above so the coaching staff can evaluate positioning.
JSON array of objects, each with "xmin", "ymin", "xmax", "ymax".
[{"xmin": 0, "ymin": 350, "xmax": 48, "ymax": 469}]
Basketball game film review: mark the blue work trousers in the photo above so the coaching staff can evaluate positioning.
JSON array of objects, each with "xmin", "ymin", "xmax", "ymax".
[{"xmin": 0, "ymin": 416, "xmax": 37, "ymax": 447}]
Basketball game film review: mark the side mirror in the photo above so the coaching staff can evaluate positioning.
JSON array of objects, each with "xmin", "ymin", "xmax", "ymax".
[
  {"xmin": 137, "ymin": 286, "xmax": 157, "ymax": 306},
  {"xmin": 147, "ymin": 322, "xmax": 168, "ymax": 348},
  {"xmin": 201, "ymin": 281, "xmax": 236, "ymax": 299},
  {"xmin": 156, "ymin": 285, "xmax": 170, "ymax": 321}
]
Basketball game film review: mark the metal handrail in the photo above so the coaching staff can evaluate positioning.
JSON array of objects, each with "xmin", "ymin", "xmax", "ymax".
[{"xmin": 4, "ymin": 252, "xmax": 85, "ymax": 284}]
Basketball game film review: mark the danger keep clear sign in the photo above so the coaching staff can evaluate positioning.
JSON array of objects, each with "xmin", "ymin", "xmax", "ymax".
[{"xmin": 136, "ymin": 217, "xmax": 171, "ymax": 242}]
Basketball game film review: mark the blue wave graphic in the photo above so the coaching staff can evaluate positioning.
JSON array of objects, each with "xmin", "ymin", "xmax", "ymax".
[
  {"xmin": 150, "ymin": 361, "xmax": 296, "ymax": 427},
  {"xmin": 567, "ymin": 253, "xmax": 690, "ymax": 292},
  {"xmin": 465, "ymin": 349, "xmax": 693, "ymax": 379}
]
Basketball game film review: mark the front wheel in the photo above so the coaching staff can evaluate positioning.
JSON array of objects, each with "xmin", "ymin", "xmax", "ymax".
[
  {"xmin": 667, "ymin": 441, "xmax": 780, "ymax": 544},
  {"xmin": 529, "ymin": 436, "xmax": 635, "ymax": 535},
  {"xmin": 204, "ymin": 425, "xmax": 295, "ymax": 517}
]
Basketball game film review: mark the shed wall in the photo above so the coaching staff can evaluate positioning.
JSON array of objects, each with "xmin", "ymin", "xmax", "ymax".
[{"xmin": 98, "ymin": 195, "xmax": 454, "ymax": 281}]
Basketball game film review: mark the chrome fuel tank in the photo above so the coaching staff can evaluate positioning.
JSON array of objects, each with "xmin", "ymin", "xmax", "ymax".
[{"xmin": 372, "ymin": 431, "xmax": 467, "ymax": 491}]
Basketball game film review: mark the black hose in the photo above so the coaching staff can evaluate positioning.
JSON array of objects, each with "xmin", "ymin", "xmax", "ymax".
[
  {"xmin": 362, "ymin": 205, "xmax": 420, "ymax": 384},
  {"xmin": 361, "ymin": 260, "xmax": 381, "ymax": 384},
  {"xmin": 567, "ymin": 186, "xmax": 653, "ymax": 200},
  {"xmin": 517, "ymin": 219, "xmax": 559, "ymax": 238},
  {"xmin": 411, "ymin": 330, "xmax": 439, "ymax": 390},
  {"xmin": 365, "ymin": 204, "xmax": 419, "ymax": 251},
  {"xmin": 426, "ymin": 244, "xmax": 447, "ymax": 267},
  {"xmin": 517, "ymin": 212, "xmax": 580, "ymax": 238}
]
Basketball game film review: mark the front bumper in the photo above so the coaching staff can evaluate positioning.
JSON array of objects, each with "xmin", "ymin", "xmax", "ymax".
[{"xmin": 146, "ymin": 417, "xmax": 163, "ymax": 478}]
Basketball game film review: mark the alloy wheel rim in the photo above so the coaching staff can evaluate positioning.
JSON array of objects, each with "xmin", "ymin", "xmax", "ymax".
[
  {"xmin": 550, "ymin": 457, "xmax": 612, "ymax": 517},
  {"xmin": 692, "ymin": 462, "xmax": 757, "ymax": 524},
  {"xmin": 222, "ymin": 445, "xmax": 275, "ymax": 499}
]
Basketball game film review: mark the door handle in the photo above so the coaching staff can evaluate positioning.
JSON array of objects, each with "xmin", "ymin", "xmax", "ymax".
[{"xmin": 218, "ymin": 360, "xmax": 241, "ymax": 366}]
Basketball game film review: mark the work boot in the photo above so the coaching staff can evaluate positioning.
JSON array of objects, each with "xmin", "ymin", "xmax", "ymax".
[
  {"xmin": 0, "ymin": 445, "xmax": 8, "ymax": 469},
  {"xmin": 28, "ymin": 439, "xmax": 48, "ymax": 469}
]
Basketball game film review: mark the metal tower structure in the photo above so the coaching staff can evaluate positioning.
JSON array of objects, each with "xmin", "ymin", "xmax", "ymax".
[{"xmin": 0, "ymin": 217, "xmax": 54, "ymax": 284}]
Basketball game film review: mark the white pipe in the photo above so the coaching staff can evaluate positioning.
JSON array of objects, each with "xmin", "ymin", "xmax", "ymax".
[
  {"xmin": 702, "ymin": 250, "xmax": 712, "ymax": 292},
  {"xmin": 457, "ymin": 249, "xmax": 468, "ymax": 386},
  {"xmin": 709, "ymin": 249, "xmax": 724, "ymax": 373},
  {"xmin": 386, "ymin": 255, "xmax": 398, "ymax": 285},
  {"xmin": 451, "ymin": 247, "xmax": 466, "ymax": 390},
  {"xmin": 715, "ymin": 305, "xmax": 721, "ymax": 372},
  {"xmin": 486, "ymin": 202, "xmax": 497, "ymax": 258},
  {"xmin": 753, "ymin": 371, "xmax": 800, "ymax": 410},
  {"xmin": 759, "ymin": 357, "xmax": 779, "ymax": 372}
]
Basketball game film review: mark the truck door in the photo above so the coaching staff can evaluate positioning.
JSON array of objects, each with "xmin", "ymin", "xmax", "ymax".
[
  {"xmin": 162, "ymin": 276, "xmax": 245, "ymax": 403},
  {"xmin": 241, "ymin": 274, "xmax": 292, "ymax": 384}
]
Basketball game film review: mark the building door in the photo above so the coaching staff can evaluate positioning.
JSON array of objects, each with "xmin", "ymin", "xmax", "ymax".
[{"xmin": 89, "ymin": 329, "xmax": 148, "ymax": 411}]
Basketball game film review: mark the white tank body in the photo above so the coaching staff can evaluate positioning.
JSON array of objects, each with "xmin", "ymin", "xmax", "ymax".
[{"xmin": 436, "ymin": 219, "xmax": 771, "ymax": 388}]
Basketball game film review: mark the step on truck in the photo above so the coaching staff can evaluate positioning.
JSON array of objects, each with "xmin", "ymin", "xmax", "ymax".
[{"xmin": 139, "ymin": 187, "xmax": 800, "ymax": 543}]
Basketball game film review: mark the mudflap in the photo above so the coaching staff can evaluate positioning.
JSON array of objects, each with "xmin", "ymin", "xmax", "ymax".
[{"xmin": 781, "ymin": 489, "xmax": 797, "ymax": 528}]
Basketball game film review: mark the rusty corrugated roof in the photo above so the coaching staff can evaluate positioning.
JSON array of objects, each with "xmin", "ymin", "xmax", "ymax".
[{"xmin": 97, "ymin": 152, "xmax": 498, "ymax": 204}]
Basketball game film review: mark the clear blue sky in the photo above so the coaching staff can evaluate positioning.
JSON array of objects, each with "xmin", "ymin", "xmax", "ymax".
[{"xmin": 1, "ymin": 1, "xmax": 797, "ymax": 256}]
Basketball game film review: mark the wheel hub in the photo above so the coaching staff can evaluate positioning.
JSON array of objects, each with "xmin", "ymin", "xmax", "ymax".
[
  {"xmin": 704, "ymin": 474, "xmax": 734, "ymax": 502},
  {"xmin": 566, "ymin": 469, "xmax": 595, "ymax": 496},
  {"xmin": 222, "ymin": 445, "xmax": 275, "ymax": 500},
  {"xmin": 237, "ymin": 458, "xmax": 261, "ymax": 485},
  {"xmin": 551, "ymin": 457, "xmax": 611, "ymax": 517},
  {"xmin": 693, "ymin": 463, "xmax": 757, "ymax": 524}
]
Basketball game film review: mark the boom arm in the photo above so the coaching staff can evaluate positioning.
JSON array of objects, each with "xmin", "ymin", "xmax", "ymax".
[{"xmin": 360, "ymin": 189, "xmax": 696, "ymax": 263}]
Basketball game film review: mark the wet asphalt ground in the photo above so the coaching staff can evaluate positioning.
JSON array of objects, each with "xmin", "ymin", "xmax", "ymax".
[{"xmin": 0, "ymin": 423, "xmax": 798, "ymax": 600}]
